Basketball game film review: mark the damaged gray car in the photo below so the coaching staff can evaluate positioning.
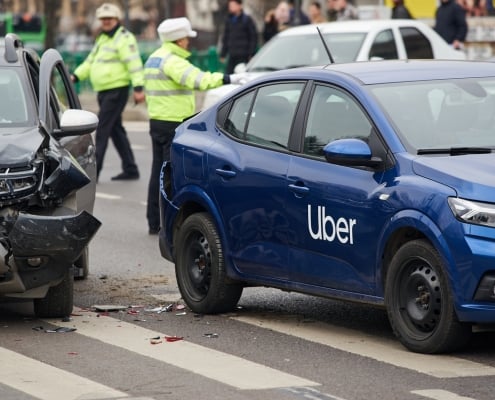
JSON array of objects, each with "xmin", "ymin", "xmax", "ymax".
[{"xmin": 0, "ymin": 34, "xmax": 100, "ymax": 317}]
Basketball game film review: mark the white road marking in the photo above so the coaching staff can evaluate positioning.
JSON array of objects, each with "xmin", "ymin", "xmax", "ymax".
[
  {"xmin": 0, "ymin": 347, "xmax": 128, "ymax": 400},
  {"xmin": 233, "ymin": 314, "xmax": 495, "ymax": 378},
  {"xmin": 44, "ymin": 308, "xmax": 319, "ymax": 390},
  {"xmin": 411, "ymin": 389, "xmax": 477, "ymax": 400},
  {"xmin": 95, "ymin": 192, "xmax": 122, "ymax": 200}
]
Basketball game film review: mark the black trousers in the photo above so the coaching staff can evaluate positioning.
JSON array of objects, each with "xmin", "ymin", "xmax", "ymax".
[
  {"xmin": 96, "ymin": 86, "xmax": 139, "ymax": 178},
  {"xmin": 147, "ymin": 119, "xmax": 181, "ymax": 231},
  {"xmin": 225, "ymin": 54, "xmax": 249, "ymax": 74}
]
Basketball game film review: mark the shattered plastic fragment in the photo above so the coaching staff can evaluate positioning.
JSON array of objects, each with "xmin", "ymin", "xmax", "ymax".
[
  {"xmin": 203, "ymin": 333, "xmax": 219, "ymax": 338},
  {"xmin": 164, "ymin": 335, "xmax": 184, "ymax": 342},
  {"xmin": 45, "ymin": 327, "xmax": 76, "ymax": 333},
  {"xmin": 150, "ymin": 338, "xmax": 162, "ymax": 345},
  {"xmin": 92, "ymin": 305, "xmax": 128, "ymax": 312},
  {"xmin": 32, "ymin": 326, "xmax": 44, "ymax": 331}
]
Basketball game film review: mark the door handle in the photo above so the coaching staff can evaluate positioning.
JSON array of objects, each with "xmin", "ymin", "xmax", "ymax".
[{"xmin": 215, "ymin": 168, "xmax": 236, "ymax": 179}]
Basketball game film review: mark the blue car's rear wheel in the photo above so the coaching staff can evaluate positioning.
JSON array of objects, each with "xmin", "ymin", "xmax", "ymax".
[
  {"xmin": 385, "ymin": 239, "xmax": 471, "ymax": 353},
  {"xmin": 175, "ymin": 212, "xmax": 243, "ymax": 314}
]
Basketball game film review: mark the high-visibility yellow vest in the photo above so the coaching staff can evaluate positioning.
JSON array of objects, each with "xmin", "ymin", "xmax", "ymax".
[
  {"xmin": 144, "ymin": 42, "xmax": 225, "ymax": 122},
  {"xmin": 74, "ymin": 26, "xmax": 144, "ymax": 92}
]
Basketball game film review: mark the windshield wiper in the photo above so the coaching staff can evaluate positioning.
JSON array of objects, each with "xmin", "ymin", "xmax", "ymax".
[
  {"xmin": 417, "ymin": 147, "xmax": 494, "ymax": 155},
  {"xmin": 250, "ymin": 66, "xmax": 279, "ymax": 72}
]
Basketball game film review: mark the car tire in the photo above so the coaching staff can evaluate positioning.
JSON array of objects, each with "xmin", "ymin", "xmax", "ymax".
[
  {"xmin": 74, "ymin": 246, "xmax": 89, "ymax": 280},
  {"xmin": 33, "ymin": 268, "xmax": 74, "ymax": 318},
  {"xmin": 385, "ymin": 239, "xmax": 471, "ymax": 354},
  {"xmin": 175, "ymin": 212, "xmax": 243, "ymax": 314}
]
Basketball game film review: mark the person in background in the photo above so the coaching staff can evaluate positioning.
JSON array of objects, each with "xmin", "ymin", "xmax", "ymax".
[
  {"xmin": 326, "ymin": 0, "xmax": 359, "ymax": 21},
  {"xmin": 391, "ymin": 0, "xmax": 413, "ymax": 19},
  {"xmin": 143, "ymin": 17, "xmax": 245, "ymax": 235},
  {"xmin": 262, "ymin": 8, "xmax": 279, "ymax": 43},
  {"xmin": 287, "ymin": 0, "xmax": 311, "ymax": 25},
  {"xmin": 72, "ymin": 3, "xmax": 145, "ymax": 182},
  {"xmin": 309, "ymin": 1, "xmax": 327, "ymax": 24},
  {"xmin": 434, "ymin": 0, "xmax": 468, "ymax": 50},
  {"xmin": 275, "ymin": 1, "xmax": 292, "ymax": 31},
  {"xmin": 220, "ymin": 0, "xmax": 258, "ymax": 74}
]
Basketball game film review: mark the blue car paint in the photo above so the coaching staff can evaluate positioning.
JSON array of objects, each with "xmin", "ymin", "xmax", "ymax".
[{"xmin": 159, "ymin": 60, "xmax": 495, "ymax": 323}]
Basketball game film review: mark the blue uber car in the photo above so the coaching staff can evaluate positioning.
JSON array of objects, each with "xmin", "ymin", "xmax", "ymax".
[{"xmin": 160, "ymin": 59, "xmax": 495, "ymax": 354}]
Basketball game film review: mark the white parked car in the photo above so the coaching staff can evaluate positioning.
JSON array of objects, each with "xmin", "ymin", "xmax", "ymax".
[{"xmin": 202, "ymin": 19, "xmax": 466, "ymax": 109}]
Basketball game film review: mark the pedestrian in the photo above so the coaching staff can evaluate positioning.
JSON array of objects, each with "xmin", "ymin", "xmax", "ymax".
[
  {"xmin": 274, "ymin": 1, "xmax": 291, "ymax": 31},
  {"xmin": 262, "ymin": 8, "xmax": 279, "ymax": 43},
  {"xmin": 391, "ymin": 0, "xmax": 413, "ymax": 19},
  {"xmin": 72, "ymin": 3, "xmax": 145, "ymax": 181},
  {"xmin": 326, "ymin": 0, "xmax": 359, "ymax": 21},
  {"xmin": 220, "ymin": 0, "xmax": 258, "ymax": 74},
  {"xmin": 309, "ymin": 1, "xmax": 327, "ymax": 24},
  {"xmin": 143, "ymin": 17, "xmax": 246, "ymax": 234},
  {"xmin": 287, "ymin": 0, "xmax": 311, "ymax": 25},
  {"xmin": 434, "ymin": 0, "xmax": 468, "ymax": 50}
]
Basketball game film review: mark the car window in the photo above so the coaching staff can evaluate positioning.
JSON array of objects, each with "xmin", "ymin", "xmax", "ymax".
[
  {"xmin": 399, "ymin": 27, "xmax": 434, "ymax": 59},
  {"xmin": 369, "ymin": 29, "xmax": 398, "ymax": 60},
  {"xmin": 0, "ymin": 69, "xmax": 29, "ymax": 125},
  {"xmin": 304, "ymin": 85, "xmax": 372, "ymax": 157},
  {"xmin": 224, "ymin": 83, "xmax": 304, "ymax": 150}
]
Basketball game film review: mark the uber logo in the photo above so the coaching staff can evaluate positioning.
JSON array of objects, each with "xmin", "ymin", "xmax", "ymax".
[{"xmin": 307, "ymin": 204, "xmax": 356, "ymax": 244}]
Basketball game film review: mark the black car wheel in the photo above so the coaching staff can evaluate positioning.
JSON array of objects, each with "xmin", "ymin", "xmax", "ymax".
[
  {"xmin": 385, "ymin": 239, "xmax": 471, "ymax": 353},
  {"xmin": 175, "ymin": 212, "xmax": 243, "ymax": 314},
  {"xmin": 33, "ymin": 268, "xmax": 74, "ymax": 318}
]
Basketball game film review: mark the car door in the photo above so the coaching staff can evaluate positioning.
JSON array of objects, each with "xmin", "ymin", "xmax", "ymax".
[
  {"xmin": 38, "ymin": 49, "xmax": 96, "ymax": 213},
  {"xmin": 285, "ymin": 83, "xmax": 391, "ymax": 295},
  {"xmin": 209, "ymin": 82, "xmax": 305, "ymax": 281}
]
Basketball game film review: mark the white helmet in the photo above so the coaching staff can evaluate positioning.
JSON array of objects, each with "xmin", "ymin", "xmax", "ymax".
[
  {"xmin": 96, "ymin": 3, "xmax": 122, "ymax": 20},
  {"xmin": 157, "ymin": 17, "xmax": 197, "ymax": 42}
]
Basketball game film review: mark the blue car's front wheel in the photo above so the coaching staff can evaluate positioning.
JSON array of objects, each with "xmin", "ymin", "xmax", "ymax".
[
  {"xmin": 175, "ymin": 212, "xmax": 243, "ymax": 314},
  {"xmin": 385, "ymin": 239, "xmax": 471, "ymax": 353}
]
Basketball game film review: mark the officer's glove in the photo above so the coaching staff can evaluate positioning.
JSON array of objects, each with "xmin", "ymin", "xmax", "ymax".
[{"xmin": 229, "ymin": 73, "xmax": 248, "ymax": 85}]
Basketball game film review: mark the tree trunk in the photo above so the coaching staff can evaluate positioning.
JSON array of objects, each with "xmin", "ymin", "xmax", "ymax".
[{"xmin": 44, "ymin": 0, "xmax": 61, "ymax": 49}]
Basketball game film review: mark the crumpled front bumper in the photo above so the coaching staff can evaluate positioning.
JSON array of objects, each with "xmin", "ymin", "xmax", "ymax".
[{"xmin": 0, "ymin": 210, "xmax": 101, "ymax": 296}]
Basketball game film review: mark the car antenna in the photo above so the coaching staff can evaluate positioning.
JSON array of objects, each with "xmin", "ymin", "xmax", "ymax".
[{"xmin": 317, "ymin": 26, "xmax": 334, "ymax": 64}]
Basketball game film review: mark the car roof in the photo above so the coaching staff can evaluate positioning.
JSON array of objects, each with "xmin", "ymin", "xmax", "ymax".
[
  {"xmin": 276, "ymin": 19, "xmax": 434, "ymax": 37},
  {"xmin": 264, "ymin": 60, "xmax": 495, "ymax": 85}
]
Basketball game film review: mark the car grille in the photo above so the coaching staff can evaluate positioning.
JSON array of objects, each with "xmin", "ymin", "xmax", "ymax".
[{"xmin": 0, "ymin": 163, "xmax": 43, "ymax": 202}]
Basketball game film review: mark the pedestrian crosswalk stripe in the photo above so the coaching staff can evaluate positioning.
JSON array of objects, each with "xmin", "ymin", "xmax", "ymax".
[
  {"xmin": 0, "ymin": 347, "xmax": 128, "ymax": 400},
  {"xmin": 233, "ymin": 314, "xmax": 495, "ymax": 378},
  {"xmin": 44, "ymin": 308, "xmax": 319, "ymax": 390},
  {"xmin": 411, "ymin": 389, "xmax": 476, "ymax": 400}
]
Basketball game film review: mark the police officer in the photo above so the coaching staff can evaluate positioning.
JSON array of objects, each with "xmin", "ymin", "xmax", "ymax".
[
  {"xmin": 72, "ymin": 3, "xmax": 145, "ymax": 181},
  {"xmin": 144, "ymin": 17, "xmax": 245, "ymax": 234}
]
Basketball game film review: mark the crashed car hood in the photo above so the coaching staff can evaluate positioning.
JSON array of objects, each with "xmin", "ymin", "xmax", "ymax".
[
  {"xmin": 0, "ymin": 127, "xmax": 43, "ymax": 167},
  {"xmin": 412, "ymin": 153, "xmax": 495, "ymax": 199}
]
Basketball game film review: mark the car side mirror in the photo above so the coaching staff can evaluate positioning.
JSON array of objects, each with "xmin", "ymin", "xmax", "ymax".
[
  {"xmin": 324, "ymin": 138, "xmax": 383, "ymax": 168},
  {"xmin": 56, "ymin": 109, "xmax": 98, "ymax": 137}
]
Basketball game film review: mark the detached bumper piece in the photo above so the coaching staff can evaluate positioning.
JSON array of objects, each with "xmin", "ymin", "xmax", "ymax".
[{"xmin": 7, "ymin": 210, "xmax": 101, "ymax": 290}]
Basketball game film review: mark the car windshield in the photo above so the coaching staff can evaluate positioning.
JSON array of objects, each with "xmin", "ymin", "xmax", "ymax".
[
  {"xmin": 247, "ymin": 32, "xmax": 366, "ymax": 72},
  {"xmin": 0, "ymin": 69, "xmax": 29, "ymax": 126},
  {"xmin": 371, "ymin": 77, "xmax": 495, "ymax": 152}
]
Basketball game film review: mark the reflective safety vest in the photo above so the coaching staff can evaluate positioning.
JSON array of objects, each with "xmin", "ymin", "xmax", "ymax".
[
  {"xmin": 74, "ymin": 26, "xmax": 144, "ymax": 92},
  {"xmin": 144, "ymin": 42, "xmax": 225, "ymax": 122}
]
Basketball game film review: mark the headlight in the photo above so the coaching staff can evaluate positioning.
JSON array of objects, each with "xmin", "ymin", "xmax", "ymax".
[{"xmin": 448, "ymin": 197, "xmax": 495, "ymax": 227}]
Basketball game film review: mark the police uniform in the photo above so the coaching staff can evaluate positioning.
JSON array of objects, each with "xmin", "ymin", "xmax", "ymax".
[
  {"xmin": 73, "ymin": 3, "xmax": 144, "ymax": 180},
  {"xmin": 144, "ymin": 17, "xmax": 237, "ymax": 234}
]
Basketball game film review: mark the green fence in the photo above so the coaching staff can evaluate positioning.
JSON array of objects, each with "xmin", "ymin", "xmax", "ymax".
[{"xmin": 62, "ymin": 45, "xmax": 225, "ymax": 94}]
